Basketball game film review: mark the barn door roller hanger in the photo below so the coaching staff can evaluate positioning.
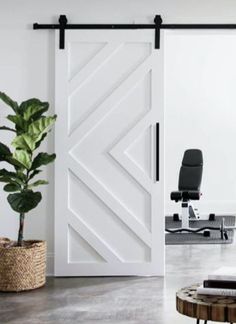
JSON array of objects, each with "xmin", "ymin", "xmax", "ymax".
[
  {"xmin": 33, "ymin": 14, "xmax": 236, "ymax": 50},
  {"xmin": 33, "ymin": 14, "xmax": 163, "ymax": 50}
]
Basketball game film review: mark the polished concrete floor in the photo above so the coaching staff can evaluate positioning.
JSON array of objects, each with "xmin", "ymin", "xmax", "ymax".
[{"xmin": 1, "ymin": 243, "xmax": 236, "ymax": 324}]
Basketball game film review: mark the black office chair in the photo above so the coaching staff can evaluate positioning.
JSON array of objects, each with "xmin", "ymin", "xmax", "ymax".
[
  {"xmin": 167, "ymin": 149, "xmax": 216, "ymax": 235},
  {"xmin": 171, "ymin": 149, "xmax": 203, "ymax": 224},
  {"xmin": 165, "ymin": 149, "xmax": 231, "ymax": 239}
]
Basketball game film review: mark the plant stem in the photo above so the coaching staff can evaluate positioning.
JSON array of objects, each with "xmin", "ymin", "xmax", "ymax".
[{"xmin": 17, "ymin": 213, "xmax": 25, "ymax": 246}]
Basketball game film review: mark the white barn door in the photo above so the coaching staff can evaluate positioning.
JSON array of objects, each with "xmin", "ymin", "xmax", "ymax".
[{"xmin": 55, "ymin": 30, "xmax": 164, "ymax": 276}]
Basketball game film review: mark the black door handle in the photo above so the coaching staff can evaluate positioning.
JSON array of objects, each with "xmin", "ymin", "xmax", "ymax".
[{"xmin": 156, "ymin": 123, "xmax": 159, "ymax": 181}]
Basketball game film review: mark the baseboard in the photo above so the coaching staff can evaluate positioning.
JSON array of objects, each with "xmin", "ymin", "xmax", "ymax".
[{"xmin": 46, "ymin": 252, "xmax": 54, "ymax": 276}]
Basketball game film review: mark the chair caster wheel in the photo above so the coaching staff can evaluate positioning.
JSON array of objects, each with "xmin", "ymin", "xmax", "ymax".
[
  {"xmin": 209, "ymin": 214, "xmax": 216, "ymax": 221},
  {"xmin": 173, "ymin": 213, "xmax": 180, "ymax": 221},
  {"xmin": 203, "ymin": 230, "xmax": 210, "ymax": 237}
]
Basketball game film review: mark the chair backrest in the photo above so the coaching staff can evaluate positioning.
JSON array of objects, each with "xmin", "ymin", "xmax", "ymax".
[{"xmin": 178, "ymin": 149, "xmax": 203, "ymax": 191}]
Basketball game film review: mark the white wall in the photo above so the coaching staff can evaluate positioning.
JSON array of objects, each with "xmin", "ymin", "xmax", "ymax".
[
  {"xmin": 165, "ymin": 31, "xmax": 236, "ymax": 216},
  {"xmin": 1, "ymin": 1, "xmax": 236, "ymax": 274}
]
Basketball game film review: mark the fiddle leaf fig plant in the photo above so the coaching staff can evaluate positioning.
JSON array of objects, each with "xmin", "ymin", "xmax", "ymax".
[{"xmin": 0, "ymin": 92, "xmax": 56, "ymax": 246}]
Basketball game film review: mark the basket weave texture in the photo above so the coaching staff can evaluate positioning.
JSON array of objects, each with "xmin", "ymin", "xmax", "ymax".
[{"xmin": 0, "ymin": 238, "xmax": 46, "ymax": 292}]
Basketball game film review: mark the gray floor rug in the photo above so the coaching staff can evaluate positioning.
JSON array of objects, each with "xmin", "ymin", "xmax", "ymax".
[{"xmin": 165, "ymin": 215, "xmax": 235, "ymax": 245}]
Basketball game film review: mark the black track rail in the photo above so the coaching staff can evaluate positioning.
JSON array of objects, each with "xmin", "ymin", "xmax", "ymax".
[
  {"xmin": 33, "ymin": 15, "xmax": 236, "ymax": 49},
  {"xmin": 33, "ymin": 23, "xmax": 236, "ymax": 30}
]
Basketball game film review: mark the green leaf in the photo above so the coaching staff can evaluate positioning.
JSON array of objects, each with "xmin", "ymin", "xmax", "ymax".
[
  {"xmin": 30, "ymin": 107, "xmax": 49, "ymax": 121},
  {"xmin": 13, "ymin": 150, "xmax": 32, "ymax": 170},
  {"xmin": 34, "ymin": 133, "xmax": 47, "ymax": 149},
  {"xmin": 0, "ymin": 126, "xmax": 16, "ymax": 132},
  {"xmin": 20, "ymin": 99, "xmax": 45, "ymax": 113},
  {"xmin": 0, "ymin": 146, "xmax": 24, "ymax": 169},
  {"xmin": 0, "ymin": 169, "xmax": 24, "ymax": 185},
  {"xmin": 7, "ymin": 190, "xmax": 42, "ymax": 213},
  {"xmin": 0, "ymin": 177, "xmax": 16, "ymax": 183},
  {"xmin": 0, "ymin": 92, "xmax": 18, "ymax": 112},
  {"xmin": 16, "ymin": 171, "xmax": 27, "ymax": 182},
  {"xmin": 0, "ymin": 168, "xmax": 18, "ymax": 178},
  {"xmin": 0, "ymin": 142, "xmax": 11, "ymax": 157},
  {"xmin": 12, "ymin": 116, "xmax": 56, "ymax": 152},
  {"xmin": 11, "ymin": 133, "xmax": 38, "ymax": 151},
  {"xmin": 31, "ymin": 153, "xmax": 56, "ymax": 170},
  {"xmin": 5, "ymin": 156, "xmax": 26, "ymax": 169},
  {"xmin": 20, "ymin": 99, "xmax": 49, "ymax": 121},
  {"xmin": 7, "ymin": 115, "xmax": 27, "ymax": 132},
  {"xmin": 3, "ymin": 183, "xmax": 21, "ymax": 192},
  {"xmin": 28, "ymin": 115, "xmax": 57, "ymax": 138},
  {"xmin": 0, "ymin": 175, "xmax": 21, "ymax": 185},
  {"xmin": 28, "ymin": 180, "xmax": 48, "ymax": 189},
  {"xmin": 28, "ymin": 169, "xmax": 42, "ymax": 181},
  {"xmin": 20, "ymin": 98, "xmax": 41, "ymax": 112}
]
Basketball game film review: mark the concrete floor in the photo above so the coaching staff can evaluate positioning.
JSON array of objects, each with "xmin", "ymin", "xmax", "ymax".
[{"xmin": 1, "ymin": 243, "xmax": 236, "ymax": 324}]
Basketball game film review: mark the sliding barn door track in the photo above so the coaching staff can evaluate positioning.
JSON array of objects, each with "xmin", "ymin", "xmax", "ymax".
[{"xmin": 33, "ymin": 14, "xmax": 236, "ymax": 50}]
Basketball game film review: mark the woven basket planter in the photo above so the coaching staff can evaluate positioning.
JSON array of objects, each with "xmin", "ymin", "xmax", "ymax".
[{"xmin": 0, "ymin": 238, "xmax": 46, "ymax": 292}]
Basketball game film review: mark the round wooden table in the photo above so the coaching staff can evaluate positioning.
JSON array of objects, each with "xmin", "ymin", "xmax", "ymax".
[{"xmin": 176, "ymin": 284, "xmax": 236, "ymax": 323}]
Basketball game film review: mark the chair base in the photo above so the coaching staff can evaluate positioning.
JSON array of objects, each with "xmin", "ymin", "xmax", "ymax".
[
  {"xmin": 173, "ymin": 201, "xmax": 200, "ymax": 228},
  {"xmin": 166, "ymin": 213, "xmax": 230, "ymax": 241},
  {"xmin": 172, "ymin": 202, "xmax": 216, "ymax": 227}
]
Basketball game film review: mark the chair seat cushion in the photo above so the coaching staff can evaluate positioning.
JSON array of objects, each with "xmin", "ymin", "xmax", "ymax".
[
  {"xmin": 170, "ymin": 191, "xmax": 182, "ymax": 201},
  {"xmin": 171, "ymin": 190, "xmax": 201, "ymax": 202}
]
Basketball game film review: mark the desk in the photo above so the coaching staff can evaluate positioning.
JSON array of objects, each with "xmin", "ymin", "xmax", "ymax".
[{"xmin": 176, "ymin": 284, "xmax": 236, "ymax": 323}]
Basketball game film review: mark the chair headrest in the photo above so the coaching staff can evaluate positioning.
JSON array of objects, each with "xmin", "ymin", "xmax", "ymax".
[{"xmin": 182, "ymin": 149, "xmax": 203, "ymax": 167}]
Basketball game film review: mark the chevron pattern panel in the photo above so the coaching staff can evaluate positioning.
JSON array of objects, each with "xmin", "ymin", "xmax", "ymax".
[{"xmin": 55, "ymin": 30, "xmax": 164, "ymax": 276}]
